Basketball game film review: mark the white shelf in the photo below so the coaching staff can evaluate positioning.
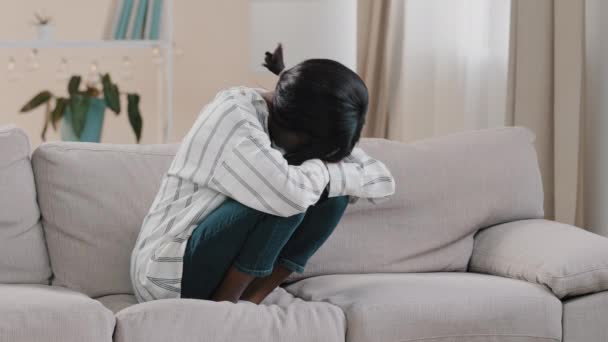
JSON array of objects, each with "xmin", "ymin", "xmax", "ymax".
[{"xmin": 0, "ymin": 40, "xmax": 168, "ymax": 49}]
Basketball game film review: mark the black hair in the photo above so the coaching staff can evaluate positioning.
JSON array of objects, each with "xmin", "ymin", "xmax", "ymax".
[{"xmin": 263, "ymin": 44, "xmax": 368, "ymax": 164}]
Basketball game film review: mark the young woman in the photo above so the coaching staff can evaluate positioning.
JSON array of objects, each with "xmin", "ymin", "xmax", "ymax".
[{"xmin": 130, "ymin": 44, "xmax": 395, "ymax": 304}]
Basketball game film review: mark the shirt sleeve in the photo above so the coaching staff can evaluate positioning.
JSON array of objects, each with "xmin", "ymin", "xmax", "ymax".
[
  {"xmin": 208, "ymin": 123, "xmax": 330, "ymax": 217},
  {"xmin": 325, "ymin": 146, "xmax": 396, "ymax": 204}
]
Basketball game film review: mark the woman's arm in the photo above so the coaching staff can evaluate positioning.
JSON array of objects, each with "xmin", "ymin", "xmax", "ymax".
[
  {"xmin": 325, "ymin": 146, "xmax": 395, "ymax": 204},
  {"xmin": 208, "ymin": 125, "xmax": 330, "ymax": 217}
]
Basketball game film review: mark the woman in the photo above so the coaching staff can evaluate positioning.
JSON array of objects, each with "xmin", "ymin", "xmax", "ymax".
[{"xmin": 130, "ymin": 44, "xmax": 395, "ymax": 304}]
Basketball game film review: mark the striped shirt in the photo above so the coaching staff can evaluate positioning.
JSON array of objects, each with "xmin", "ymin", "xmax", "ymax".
[{"xmin": 130, "ymin": 86, "xmax": 396, "ymax": 302}]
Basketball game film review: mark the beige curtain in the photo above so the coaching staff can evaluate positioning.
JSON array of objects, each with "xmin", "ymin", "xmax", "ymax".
[
  {"xmin": 358, "ymin": 0, "xmax": 511, "ymax": 143},
  {"xmin": 507, "ymin": 0, "xmax": 585, "ymax": 225},
  {"xmin": 358, "ymin": 0, "xmax": 586, "ymax": 225},
  {"xmin": 357, "ymin": 0, "xmax": 404, "ymax": 138}
]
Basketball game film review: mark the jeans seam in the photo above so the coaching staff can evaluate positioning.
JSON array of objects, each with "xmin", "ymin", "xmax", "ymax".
[
  {"xmin": 233, "ymin": 261, "xmax": 273, "ymax": 277},
  {"xmin": 278, "ymin": 257, "xmax": 305, "ymax": 273}
]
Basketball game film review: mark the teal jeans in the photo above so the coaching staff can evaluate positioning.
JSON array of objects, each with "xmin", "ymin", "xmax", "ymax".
[{"xmin": 180, "ymin": 195, "xmax": 349, "ymax": 300}]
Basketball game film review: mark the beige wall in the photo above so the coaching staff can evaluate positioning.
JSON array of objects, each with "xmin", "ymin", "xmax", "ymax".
[{"xmin": 0, "ymin": 0, "xmax": 276, "ymax": 147}]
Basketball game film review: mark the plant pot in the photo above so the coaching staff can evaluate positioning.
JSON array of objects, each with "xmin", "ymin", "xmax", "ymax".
[
  {"xmin": 60, "ymin": 98, "xmax": 106, "ymax": 142},
  {"xmin": 36, "ymin": 24, "xmax": 53, "ymax": 41}
]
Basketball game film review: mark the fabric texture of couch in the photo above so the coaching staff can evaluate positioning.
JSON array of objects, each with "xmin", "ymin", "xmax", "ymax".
[
  {"xmin": 0, "ymin": 125, "xmax": 51, "ymax": 284},
  {"xmin": 2, "ymin": 125, "xmax": 608, "ymax": 342}
]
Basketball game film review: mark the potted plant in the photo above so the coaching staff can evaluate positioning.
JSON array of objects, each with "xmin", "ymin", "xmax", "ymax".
[
  {"xmin": 19, "ymin": 73, "xmax": 143, "ymax": 143},
  {"xmin": 33, "ymin": 12, "xmax": 53, "ymax": 41}
]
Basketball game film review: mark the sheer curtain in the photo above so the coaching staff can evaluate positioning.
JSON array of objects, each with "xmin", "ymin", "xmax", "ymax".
[
  {"xmin": 359, "ymin": 0, "xmax": 511, "ymax": 142},
  {"xmin": 359, "ymin": 0, "xmax": 586, "ymax": 225}
]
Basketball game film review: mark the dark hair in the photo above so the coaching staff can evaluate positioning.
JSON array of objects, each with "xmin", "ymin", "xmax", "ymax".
[{"xmin": 263, "ymin": 44, "xmax": 368, "ymax": 163}]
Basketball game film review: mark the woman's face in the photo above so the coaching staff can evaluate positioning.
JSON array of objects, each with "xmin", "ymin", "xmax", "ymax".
[{"xmin": 268, "ymin": 114, "xmax": 312, "ymax": 154}]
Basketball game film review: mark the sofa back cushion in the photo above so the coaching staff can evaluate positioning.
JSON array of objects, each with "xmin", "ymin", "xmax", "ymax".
[
  {"xmin": 32, "ymin": 143, "xmax": 177, "ymax": 297},
  {"xmin": 0, "ymin": 125, "xmax": 51, "ymax": 284},
  {"xmin": 32, "ymin": 127, "xmax": 543, "ymax": 297},
  {"xmin": 291, "ymin": 127, "xmax": 544, "ymax": 281}
]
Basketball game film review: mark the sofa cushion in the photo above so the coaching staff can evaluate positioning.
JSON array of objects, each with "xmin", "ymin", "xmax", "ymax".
[
  {"xmin": 290, "ymin": 127, "xmax": 544, "ymax": 281},
  {"xmin": 32, "ymin": 142, "xmax": 178, "ymax": 297},
  {"xmin": 0, "ymin": 284, "xmax": 114, "ymax": 342},
  {"xmin": 285, "ymin": 273, "xmax": 562, "ymax": 342},
  {"xmin": 563, "ymin": 291, "xmax": 608, "ymax": 342},
  {"xmin": 113, "ymin": 287, "xmax": 345, "ymax": 342},
  {"xmin": 0, "ymin": 125, "xmax": 51, "ymax": 284},
  {"xmin": 469, "ymin": 219, "xmax": 608, "ymax": 298},
  {"xmin": 96, "ymin": 294, "xmax": 139, "ymax": 314}
]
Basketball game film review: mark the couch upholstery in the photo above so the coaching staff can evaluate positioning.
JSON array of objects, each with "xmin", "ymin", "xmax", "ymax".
[
  {"xmin": 113, "ymin": 287, "xmax": 345, "ymax": 342},
  {"xmin": 96, "ymin": 294, "xmax": 139, "ymax": 314},
  {"xmin": 289, "ymin": 127, "xmax": 545, "ymax": 281},
  {"xmin": 30, "ymin": 126, "xmax": 544, "ymax": 297},
  {"xmin": 31, "ymin": 142, "xmax": 177, "ymax": 297},
  {"xmin": 0, "ymin": 284, "xmax": 114, "ymax": 342},
  {"xmin": 470, "ymin": 219, "xmax": 608, "ymax": 298},
  {"xmin": 285, "ymin": 273, "xmax": 562, "ymax": 342},
  {"xmin": 0, "ymin": 125, "xmax": 51, "ymax": 284},
  {"xmin": 3, "ymin": 125, "xmax": 608, "ymax": 342},
  {"xmin": 563, "ymin": 291, "xmax": 608, "ymax": 341}
]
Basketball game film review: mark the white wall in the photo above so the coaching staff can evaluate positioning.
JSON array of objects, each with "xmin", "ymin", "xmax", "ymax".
[
  {"xmin": 249, "ymin": 0, "xmax": 357, "ymax": 72},
  {"xmin": 584, "ymin": 0, "xmax": 608, "ymax": 235}
]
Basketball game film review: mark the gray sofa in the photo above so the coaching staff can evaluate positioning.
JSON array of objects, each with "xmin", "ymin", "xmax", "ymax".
[{"xmin": 2, "ymin": 124, "xmax": 608, "ymax": 342}]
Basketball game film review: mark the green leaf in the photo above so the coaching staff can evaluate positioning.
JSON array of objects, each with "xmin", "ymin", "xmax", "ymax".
[
  {"xmin": 67, "ymin": 75, "xmax": 81, "ymax": 95},
  {"xmin": 127, "ymin": 93, "xmax": 143, "ymax": 143},
  {"xmin": 20, "ymin": 90, "xmax": 52, "ymax": 112},
  {"xmin": 50, "ymin": 97, "xmax": 68, "ymax": 130},
  {"xmin": 102, "ymin": 73, "xmax": 120, "ymax": 114},
  {"xmin": 69, "ymin": 94, "xmax": 90, "ymax": 139}
]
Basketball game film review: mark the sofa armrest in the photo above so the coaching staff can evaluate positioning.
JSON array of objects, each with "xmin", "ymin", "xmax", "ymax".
[{"xmin": 468, "ymin": 219, "xmax": 608, "ymax": 298}]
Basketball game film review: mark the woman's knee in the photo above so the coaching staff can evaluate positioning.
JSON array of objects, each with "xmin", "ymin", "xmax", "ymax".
[
  {"xmin": 224, "ymin": 197, "xmax": 305, "ymax": 223},
  {"xmin": 322, "ymin": 195, "xmax": 350, "ymax": 213}
]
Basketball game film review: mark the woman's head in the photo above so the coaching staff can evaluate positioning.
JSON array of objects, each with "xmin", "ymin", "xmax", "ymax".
[{"xmin": 263, "ymin": 44, "xmax": 368, "ymax": 164}]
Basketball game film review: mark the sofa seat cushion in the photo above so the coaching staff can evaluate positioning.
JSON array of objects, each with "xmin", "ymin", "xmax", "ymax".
[
  {"xmin": 0, "ymin": 125, "xmax": 51, "ymax": 284},
  {"xmin": 114, "ymin": 287, "xmax": 345, "ymax": 342},
  {"xmin": 563, "ymin": 291, "xmax": 608, "ymax": 341},
  {"xmin": 285, "ymin": 273, "xmax": 562, "ymax": 342},
  {"xmin": 96, "ymin": 294, "xmax": 139, "ymax": 314},
  {"xmin": 0, "ymin": 284, "xmax": 114, "ymax": 342}
]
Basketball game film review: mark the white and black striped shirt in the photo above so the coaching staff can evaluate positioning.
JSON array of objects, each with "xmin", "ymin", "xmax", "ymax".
[{"xmin": 130, "ymin": 86, "xmax": 395, "ymax": 302}]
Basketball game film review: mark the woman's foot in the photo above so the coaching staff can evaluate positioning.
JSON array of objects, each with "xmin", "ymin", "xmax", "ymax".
[
  {"xmin": 239, "ymin": 265, "xmax": 293, "ymax": 304},
  {"xmin": 210, "ymin": 265, "xmax": 255, "ymax": 303}
]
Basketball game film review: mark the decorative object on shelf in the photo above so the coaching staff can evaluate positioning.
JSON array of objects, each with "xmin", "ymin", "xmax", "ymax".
[
  {"xmin": 151, "ymin": 46, "xmax": 163, "ymax": 65},
  {"xmin": 114, "ymin": 0, "xmax": 134, "ymax": 39},
  {"xmin": 33, "ymin": 11, "xmax": 53, "ymax": 41},
  {"xmin": 86, "ymin": 61, "xmax": 101, "ymax": 88},
  {"xmin": 6, "ymin": 57, "xmax": 20, "ymax": 82},
  {"xmin": 147, "ymin": 0, "xmax": 164, "ymax": 40},
  {"xmin": 25, "ymin": 49, "xmax": 40, "ymax": 71},
  {"xmin": 55, "ymin": 57, "xmax": 69, "ymax": 81},
  {"xmin": 19, "ymin": 73, "xmax": 143, "ymax": 143},
  {"xmin": 109, "ymin": 0, "xmax": 163, "ymax": 40},
  {"xmin": 130, "ymin": 0, "xmax": 149, "ymax": 39},
  {"xmin": 121, "ymin": 56, "xmax": 133, "ymax": 80}
]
